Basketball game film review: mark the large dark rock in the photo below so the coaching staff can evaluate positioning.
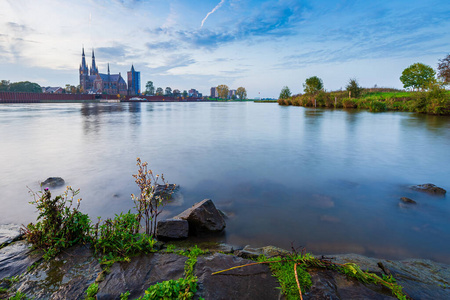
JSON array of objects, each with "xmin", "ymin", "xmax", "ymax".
[
  {"xmin": 305, "ymin": 268, "xmax": 396, "ymax": 299},
  {"xmin": 332, "ymin": 254, "xmax": 450, "ymax": 299},
  {"xmin": 175, "ymin": 199, "xmax": 226, "ymax": 235},
  {"xmin": 0, "ymin": 224, "xmax": 23, "ymax": 248},
  {"xmin": 97, "ymin": 253, "xmax": 187, "ymax": 299},
  {"xmin": 411, "ymin": 183, "xmax": 446, "ymax": 195},
  {"xmin": 156, "ymin": 219, "xmax": 189, "ymax": 240},
  {"xmin": 195, "ymin": 253, "xmax": 283, "ymax": 299},
  {"xmin": 11, "ymin": 245, "xmax": 101, "ymax": 300},
  {"xmin": 0, "ymin": 241, "xmax": 42, "ymax": 280},
  {"xmin": 41, "ymin": 177, "xmax": 65, "ymax": 188}
]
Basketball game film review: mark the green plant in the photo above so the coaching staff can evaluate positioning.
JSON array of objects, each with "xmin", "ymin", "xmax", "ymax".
[
  {"xmin": 400, "ymin": 62, "xmax": 436, "ymax": 91},
  {"xmin": 279, "ymin": 86, "xmax": 292, "ymax": 100},
  {"xmin": 131, "ymin": 158, "xmax": 175, "ymax": 236},
  {"xmin": 342, "ymin": 98, "xmax": 357, "ymax": 108},
  {"xmin": 23, "ymin": 187, "xmax": 91, "ymax": 260},
  {"xmin": 93, "ymin": 211, "xmax": 157, "ymax": 266},
  {"xmin": 8, "ymin": 291, "xmax": 29, "ymax": 300},
  {"xmin": 0, "ymin": 287, "xmax": 7, "ymax": 294},
  {"xmin": 85, "ymin": 282, "xmax": 99, "ymax": 300},
  {"xmin": 120, "ymin": 291, "xmax": 131, "ymax": 300},
  {"xmin": 368, "ymin": 100, "xmax": 387, "ymax": 112},
  {"xmin": 260, "ymin": 254, "xmax": 312, "ymax": 300},
  {"xmin": 346, "ymin": 78, "xmax": 363, "ymax": 98}
]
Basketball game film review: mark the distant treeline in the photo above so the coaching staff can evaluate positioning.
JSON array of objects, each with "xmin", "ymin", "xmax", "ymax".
[
  {"xmin": 278, "ymin": 87, "xmax": 450, "ymax": 115},
  {"xmin": 0, "ymin": 80, "xmax": 42, "ymax": 93}
]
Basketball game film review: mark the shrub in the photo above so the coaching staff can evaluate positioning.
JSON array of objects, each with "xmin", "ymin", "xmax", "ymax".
[
  {"xmin": 342, "ymin": 98, "xmax": 357, "ymax": 108},
  {"xmin": 23, "ymin": 187, "xmax": 91, "ymax": 260},
  {"xmin": 368, "ymin": 101, "xmax": 387, "ymax": 112}
]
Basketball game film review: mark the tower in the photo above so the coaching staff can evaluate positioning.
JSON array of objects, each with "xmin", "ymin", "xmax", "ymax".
[
  {"xmin": 79, "ymin": 47, "xmax": 89, "ymax": 91},
  {"xmin": 127, "ymin": 64, "xmax": 141, "ymax": 95},
  {"xmin": 90, "ymin": 49, "xmax": 98, "ymax": 76}
]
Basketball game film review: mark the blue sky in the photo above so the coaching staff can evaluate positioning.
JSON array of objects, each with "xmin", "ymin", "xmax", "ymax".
[{"xmin": 0, "ymin": 0, "xmax": 449, "ymax": 98}]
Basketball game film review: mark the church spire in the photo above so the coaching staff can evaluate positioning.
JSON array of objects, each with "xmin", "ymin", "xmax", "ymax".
[{"xmin": 90, "ymin": 48, "xmax": 98, "ymax": 76}]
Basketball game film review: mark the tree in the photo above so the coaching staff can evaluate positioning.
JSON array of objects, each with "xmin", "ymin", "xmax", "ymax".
[
  {"xmin": 0, "ymin": 80, "xmax": 10, "ymax": 91},
  {"xmin": 437, "ymin": 54, "xmax": 450, "ymax": 84},
  {"xmin": 164, "ymin": 87, "xmax": 172, "ymax": 96},
  {"xmin": 8, "ymin": 81, "xmax": 42, "ymax": 93},
  {"xmin": 182, "ymin": 90, "xmax": 188, "ymax": 98},
  {"xmin": 155, "ymin": 87, "xmax": 163, "ymax": 96},
  {"xmin": 145, "ymin": 81, "xmax": 155, "ymax": 95},
  {"xmin": 346, "ymin": 78, "xmax": 363, "ymax": 98},
  {"xmin": 303, "ymin": 76, "xmax": 323, "ymax": 95},
  {"xmin": 217, "ymin": 84, "xmax": 229, "ymax": 99},
  {"xmin": 279, "ymin": 86, "xmax": 291, "ymax": 99},
  {"xmin": 400, "ymin": 63, "xmax": 436, "ymax": 91},
  {"xmin": 236, "ymin": 87, "xmax": 247, "ymax": 100},
  {"xmin": 173, "ymin": 89, "xmax": 181, "ymax": 98}
]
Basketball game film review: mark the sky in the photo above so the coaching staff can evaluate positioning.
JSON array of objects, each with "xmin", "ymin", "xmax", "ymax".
[{"xmin": 0, "ymin": 0, "xmax": 449, "ymax": 98}]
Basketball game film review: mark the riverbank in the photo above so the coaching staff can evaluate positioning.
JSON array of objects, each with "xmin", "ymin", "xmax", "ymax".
[
  {"xmin": 278, "ymin": 88, "xmax": 450, "ymax": 115},
  {"xmin": 1, "ymin": 225, "xmax": 449, "ymax": 299}
]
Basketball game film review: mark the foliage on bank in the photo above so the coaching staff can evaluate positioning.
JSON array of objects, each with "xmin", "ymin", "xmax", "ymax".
[{"xmin": 278, "ymin": 86, "xmax": 450, "ymax": 115}]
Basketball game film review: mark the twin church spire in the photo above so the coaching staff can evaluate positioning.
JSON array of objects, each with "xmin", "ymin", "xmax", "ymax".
[{"xmin": 79, "ymin": 47, "xmax": 98, "ymax": 76}]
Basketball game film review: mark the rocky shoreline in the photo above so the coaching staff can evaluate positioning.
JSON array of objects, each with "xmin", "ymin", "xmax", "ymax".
[
  {"xmin": 1, "ymin": 183, "xmax": 448, "ymax": 299},
  {"xmin": 1, "ymin": 223, "xmax": 450, "ymax": 299}
]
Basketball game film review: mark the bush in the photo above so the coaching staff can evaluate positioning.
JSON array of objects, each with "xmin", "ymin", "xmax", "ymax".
[
  {"xmin": 23, "ymin": 187, "xmax": 91, "ymax": 260},
  {"xmin": 342, "ymin": 98, "xmax": 357, "ymax": 108},
  {"xmin": 368, "ymin": 101, "xmax": 387, "ymax": 112}
]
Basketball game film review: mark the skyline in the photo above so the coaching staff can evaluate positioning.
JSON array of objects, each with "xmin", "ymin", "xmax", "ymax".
[{"xmin": 0, "ymin": 0, "xmax": 449, "ymax": 98}]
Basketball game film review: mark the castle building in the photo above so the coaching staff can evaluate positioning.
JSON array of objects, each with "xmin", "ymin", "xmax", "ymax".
[
  {"xmin": 79, "ymin": 47, "xmax": 131, "ymax": 95},
  {"xmin": 127, "ymin": 65, "xmax": 141, "ymax": 95}
]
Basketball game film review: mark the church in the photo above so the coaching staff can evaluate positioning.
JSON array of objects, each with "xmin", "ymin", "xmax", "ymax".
[{"xmin": 79, "ymin": 48, "xmax": 140, "ymax": 95}]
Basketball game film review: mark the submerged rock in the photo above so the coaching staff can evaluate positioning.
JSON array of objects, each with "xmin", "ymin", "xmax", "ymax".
[
  {"xmin": 411, "ymin": 183, "xmax": 446, "ymax": 195},
  {"xmin": 156, "ymin": 219, "xmax": 189, "ymax": 240},
  {"xmin": 400, "ymin": 197, "xmax": 417, "ymax": 204},
  {"xmin": 40, "ymin": 177, "xmax": 65, "ymax": 188},
  {"xmin": 175, "ymin": 199, "xmax": 226, "ymax": 235}
]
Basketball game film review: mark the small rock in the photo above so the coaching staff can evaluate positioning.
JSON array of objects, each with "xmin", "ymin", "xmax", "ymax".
[
  {"xmin": 175, "ymin": 199, "xmax": 226, "ymax": 235},
  {"xmin": 411, "ymin": 183, "xmax": 446, "ymax": 195},
  {"xmin": 156, "ymin": 219, "xmax": 189, "ymax": 240},
  {"xmin": 400, "ymin": 197, "xmax": 417, "ymax": 204},
  {"xmin": 41, "ymin": 177, "xmax": 65, "ymax": 188},
  {"xmin": 154, "ymin": 184, "xmax": 177, "ymax": 199}
]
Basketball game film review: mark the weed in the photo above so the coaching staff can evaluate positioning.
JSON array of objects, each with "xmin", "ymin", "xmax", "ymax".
[
  {"xmin": 22, "ymin": 187, "xmax": 91, "ymax": 260},
  {"xmin": 131, "ymin": 158, "xmax": 176, "ymax": 236},
  {"xmin": 85, "ymin": 282, "xmax": 98, "ymax": 300},
  {"xmin": 0, "ymin": 287, "xmax": 7, "ymax": 294},
  {"xmin": 120, "ymin": 291, "xmax": 131, "ymax": 300},
  {"xmin": 8, "ymin": 291, "xmax": 29, "ymax": 300}
]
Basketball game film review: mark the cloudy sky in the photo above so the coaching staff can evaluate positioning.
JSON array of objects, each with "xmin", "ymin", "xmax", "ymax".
[{"xmin": 0, "ymin": 0, "xmax": 449, "ymax": 98}]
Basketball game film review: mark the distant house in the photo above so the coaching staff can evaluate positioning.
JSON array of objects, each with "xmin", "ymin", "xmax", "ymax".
[
  {"xmin": 228, "ymin": 89, "xmax": 236, "ymax": 99},
  {"xmin": 42, "ymin": 86, "xmax": 64, "ymax": 93},
  {"xmin": 189, "ymin": 89, "xmax": 202, "ymax": 97}
]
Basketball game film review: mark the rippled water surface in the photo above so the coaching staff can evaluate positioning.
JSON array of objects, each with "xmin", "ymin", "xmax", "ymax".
[{"xmin": 1, "ymin": 102, "xmax": 449, "ymax": 262}]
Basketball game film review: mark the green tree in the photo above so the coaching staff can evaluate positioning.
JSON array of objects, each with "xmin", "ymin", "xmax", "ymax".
[
  {"xmin": 165, "ymin": 87, "xmax": 172, "ymax": 96},
  {"xmin": 236, "ymin": 87, "xmax": 247, "ymax": 100},
  {"xmin": 217, "ymin": 84, "xmax": 229, "ymax": 99},
  {"xmin": 437, "ymin": 54, "xmax": 450, "ymax": 84},
  {"xmin": 279, "ymin": 86, "xmax": 291, "ymax": 100},
  {"xmin": 400, "ymin": 63, "xmax": 436, "ymax": 91},
  {"xmin": 155, "ymin": 87, "xmax": 163, "ymax": 96},
  {"xmin": 8, "ymin": 81, "xmax": 42, "ymax": 93},
  {"xmin": 0, "ymin": 80, "xmax": 10, "ymax": 91},
  {"xmin": 346, "ymin": 78, "xmax": 363, "ymax": 98},
  {"xmin": 145, "ymin": 81, "xmax": 155, "ymax": 95},
  {"xmin": 182, "ymin": 90, "xmax": 188, "ymax": 98},
  {"xmin": 303, "ymin": 76, "xmax": 323, "ymax": 95}
]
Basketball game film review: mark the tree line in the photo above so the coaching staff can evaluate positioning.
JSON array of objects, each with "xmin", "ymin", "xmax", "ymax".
[
  {"xmin": 0, "ymin": 80, "xmax": 42, "ymax": 93},
  {"xmin": 277, "ymin": 54, "xmax": 450, "ymax": 115}
]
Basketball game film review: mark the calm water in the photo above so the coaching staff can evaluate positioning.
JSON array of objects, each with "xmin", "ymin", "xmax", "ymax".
[{"xmin": 1, "ymin": 102, "xmax": 449, "ymax": 262}]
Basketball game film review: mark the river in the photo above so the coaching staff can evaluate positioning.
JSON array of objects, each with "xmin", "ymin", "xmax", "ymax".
[{"xmin": 1, "ymin": 102, "xmax": 449, "ymax": 263}]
